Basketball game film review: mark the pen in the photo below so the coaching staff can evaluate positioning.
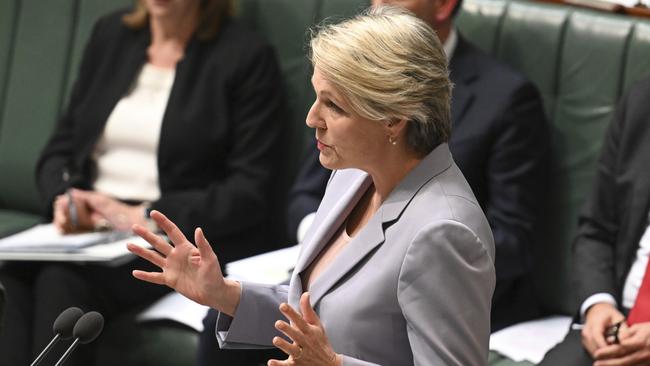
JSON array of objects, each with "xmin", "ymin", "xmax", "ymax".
[{"xmin": 63, "ymin": 169, "xmax": 78, "ymax": 230}]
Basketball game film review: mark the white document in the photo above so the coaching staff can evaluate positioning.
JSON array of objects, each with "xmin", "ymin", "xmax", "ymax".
[
  {"xmin": 138, "ymin": 245, "xmax": 301, "ymax": 331},
  {"xmin": 137, "ymin": 292, "xmax": 210, "ymax": 332},
  {"xmin": 489, "ymin": 315, "xmax": 572, "ymax": 363},
  {"xmin": 0, "ymin": 223, "xmax": 129, "ymax": 252},
  {"xmin": 0, "ymin": 224, "xmax": 150, "ymax": 265},
  {"xmin": 226, "ymin": 244, "xmax": 300, "ymax": 284}
]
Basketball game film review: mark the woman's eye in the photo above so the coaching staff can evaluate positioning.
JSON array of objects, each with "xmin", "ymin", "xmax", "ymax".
[{"xmin": 325, "ymin": 100, "xmax": 344, "ymax": 114}]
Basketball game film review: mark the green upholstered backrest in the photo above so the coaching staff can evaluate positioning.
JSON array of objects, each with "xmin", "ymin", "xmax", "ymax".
[
  {"xmin": 624, "ymin": 22, "xmax": 650, "ymax": 92},
  {"xmin": 456, "ymin": 0, "xmax": 508, "ymax": 54},
  {"xmin": 64, "ymin": 0, "xmax": 133, "ymax": 101},
  {"xmin": 458, "ymin": 0, "xmax": 650, "ymax": 315},
  {"xmin": 235, "ymin": 0, "xmax": 369, "ymax": 174},
  {"xmin": 0, "ymin": 0, "xmax": 78, "ymax": 213},
  {"xmin": 0, "ymin": 0, "xmax": 130, "ymax": 216},
  {"xmin": 0, "ymin": 1, "xmax": 18, "ymax": 132}
]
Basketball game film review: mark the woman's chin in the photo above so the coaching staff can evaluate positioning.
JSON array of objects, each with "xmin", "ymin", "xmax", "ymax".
[{"xmin": 318, "ymin": 154, "xmax": 339, "ymax": 171}]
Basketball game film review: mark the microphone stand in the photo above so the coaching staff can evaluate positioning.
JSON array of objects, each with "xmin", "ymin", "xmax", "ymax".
[
  {"xmin": 54, "ymin": 338, "xmax": 80, "ymax": 366},
  {"xmin": 30, "ymin": 334, "xmax": 61, "ymax": 366}
]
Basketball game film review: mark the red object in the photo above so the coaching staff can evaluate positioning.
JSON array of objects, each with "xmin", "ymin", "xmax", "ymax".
[{"xmin": 628, "ymin": 259, "xmax": 650, "ymax": 325}]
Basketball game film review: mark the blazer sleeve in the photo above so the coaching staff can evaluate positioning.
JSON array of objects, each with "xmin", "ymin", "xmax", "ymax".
[
  {"xmin": 572, "ymin": 90, "xmax": 626, "ymax": 307},
  {"xmin": 397, "ymin": 220, "xmax": 494, "ymax": 366},
  {"xmin": 486, "ymin": 81, "xmax": 549, "ymax": 281},
  {"xmin": 216, "ymin": 283, "xmax": 288, "ymax": 349}
]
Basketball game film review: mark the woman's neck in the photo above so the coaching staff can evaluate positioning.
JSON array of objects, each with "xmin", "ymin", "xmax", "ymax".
[
  {"xmin": 366, "ymin": 150, "xmax": 422, "ymax": 204},
  {"xmin": 148, "ymin": 10, "xmax": 199, "ymax": 68}
]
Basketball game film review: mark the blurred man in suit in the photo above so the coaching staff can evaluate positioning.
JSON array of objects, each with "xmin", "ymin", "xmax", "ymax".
[
  {"xmin": 289, "ymin": 0, "xmax": 549, "ymax": 332},
  {"xmin": 540, "ymin": 77, "xmax": 650, "ymax": 366}
]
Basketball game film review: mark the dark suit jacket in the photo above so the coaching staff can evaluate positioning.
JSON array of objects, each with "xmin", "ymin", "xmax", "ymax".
[
  {"xmin": 286, "ymin": 35, "xmax": 549, "ymax": 330},
  {"xmin": 36, "ymin": 10, "xmax": 287, "ymax": 262},
  {"xmin": 574, "ymin": 77, "xmax": 650, "ymax": 308}
]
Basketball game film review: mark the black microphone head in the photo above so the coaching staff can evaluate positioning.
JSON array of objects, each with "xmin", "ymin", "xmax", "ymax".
[
  {"xmin": 53, "ymin": 307, "xmax": 84, "ymax": 340},
  {"xmin": 72, "ymin": 311, "xmax": 104, "ymax": 344}
]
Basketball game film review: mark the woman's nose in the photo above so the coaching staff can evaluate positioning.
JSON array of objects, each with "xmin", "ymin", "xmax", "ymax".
[{"xmin": 305, "ymin": 102, "xmax": 324, "ymax": 129}]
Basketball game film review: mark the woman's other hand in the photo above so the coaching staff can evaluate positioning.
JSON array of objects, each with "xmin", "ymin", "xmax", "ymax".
[
  {"xmin": 75, "ymin": 190, "xmax": 147, "ymax": 231},
  {"xmin": 52, "ymin": 191, "xmax": 97, "ymax": 233},
  {"xmin": 126, "ymin": 210, "xmax": 241, "ymax": 315},
  {"xmin": 269, "ymin": 292, "xmax": 341, "ymax": 366}
]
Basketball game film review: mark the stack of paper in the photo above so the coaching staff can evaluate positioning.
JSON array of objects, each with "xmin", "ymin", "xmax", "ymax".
[
  {"xmin": 489, "ymin": 315, "xmax": 572, "ymax": 363},
  {"xmin": 0, "ymin": 224, "xmax": 130, "ymax": 252},
  {"xmin": 225, "ymin": 244, "xmax": 300, "ymax": 284}
]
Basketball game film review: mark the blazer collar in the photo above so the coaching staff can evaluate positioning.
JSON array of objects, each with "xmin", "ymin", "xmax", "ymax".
[{"xmin": 294, "ymin": 144, "xmax": 454, "ymax": 307}]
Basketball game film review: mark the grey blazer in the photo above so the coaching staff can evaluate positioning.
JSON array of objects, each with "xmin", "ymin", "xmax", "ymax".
[{"xmin": 217, "ymin": 144, "xmax": 496, "ymax": 366}]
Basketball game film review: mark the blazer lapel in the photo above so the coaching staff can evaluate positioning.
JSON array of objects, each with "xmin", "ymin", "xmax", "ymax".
[
  {"xmin": 289, "ymin": 172, "xmax": 371, "ymax": 305},
  {"xmin": 307, "ymin": 144, "xmax": 455, "ymax": 307}
]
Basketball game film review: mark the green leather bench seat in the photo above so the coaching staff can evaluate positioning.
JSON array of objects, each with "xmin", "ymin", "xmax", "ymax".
[
  {"xmin": 458, "ymin": 0, "xmax": 650, "ymax": 318},
  {"xmin": 0, "ymin": 0, "xmax": 132, "ymax": 236},
  {"xmin": 457, "ymin": 1, "xmax": 650, "ymax": 364},
  {"xmin": 2, "ymin": 0, "xmax": 650, "ymax": 364}
]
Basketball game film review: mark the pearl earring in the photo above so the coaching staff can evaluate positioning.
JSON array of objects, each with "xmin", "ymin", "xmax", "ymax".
[{"xmin": 388, "ymin": 136, "xmax": 397, "ymax": 145}]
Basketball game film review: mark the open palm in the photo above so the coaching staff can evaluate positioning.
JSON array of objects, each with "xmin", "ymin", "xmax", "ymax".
[{"xmin": 127, "ymin": 210, "xmax": 226, "ymax": 308}]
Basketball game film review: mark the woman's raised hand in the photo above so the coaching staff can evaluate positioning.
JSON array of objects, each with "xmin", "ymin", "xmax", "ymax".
[{"xmin": 126, "ymin": 210, "xmax": 241, "ymax": 315}]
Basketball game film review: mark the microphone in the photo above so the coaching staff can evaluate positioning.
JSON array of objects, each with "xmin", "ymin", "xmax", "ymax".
[
  {"xmin": 54, "ymin": 311, "xmax": 104, "ymax": 366},
  {"xmin": 31, "ymin": 307, "xmax": 84, "ymax": 366}
]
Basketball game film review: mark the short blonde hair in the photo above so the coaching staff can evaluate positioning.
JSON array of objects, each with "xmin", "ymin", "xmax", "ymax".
[
  {"xmin": 310, "ymin": 6, "xmax": 452, "ymax": 156},
  {"xmin": 123, "ymin": 0, "xmax": 233, "ymax": 40}
]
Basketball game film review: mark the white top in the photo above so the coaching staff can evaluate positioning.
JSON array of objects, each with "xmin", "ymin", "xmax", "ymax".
[
  {"xmin": 580, "ymin": 213, "xmax": 650, "ymax": 318},
  {"xmin": 93, "ymin": 63, "xmax": 175, "ymax": 202}
]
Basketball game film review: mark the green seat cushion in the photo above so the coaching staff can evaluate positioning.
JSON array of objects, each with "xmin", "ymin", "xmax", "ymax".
[
  {"xmin": 0, "ymin": 209, "xmax": 42, "ymax": 238},
  {"xmin": 95, "ymin": 315, "xmax": 198, "ymax": 366}
]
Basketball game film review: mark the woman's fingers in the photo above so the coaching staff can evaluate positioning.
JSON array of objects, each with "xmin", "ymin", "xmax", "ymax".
[
  {"xmin": 195, "ymin": 227, "xmax": 215, "ymax": 260},
  {"xmin": 132, "ymin": 224, "xmax": 173, "ymax": 256},
  {"xmin": 150, "ymin": 210, "xmax": 187, "ymax": 245},
  {"xmin": 131, "ymin": 269, "xmax": 166, "ymax": 286},
  {"xmin": 279, "ymin": 302, "xmax": 310, "ymax": 333},
  {"xmin": 127, "ymin": 242, "xmax": 166, "ymax": 269},
  {"xmin": 299, "ymin": 292, "xmax": 321, "ymax": 326},
  {"xmin": 272, "ymin": 336, "xmax": 300, "ymax": 357},
  {"xmin": 275, "ymin": 319, "xmax": 306, "ymax": 346},
  {"xmin": 267, "ymin": 359, "xmax": 291, "ymax": 366}
]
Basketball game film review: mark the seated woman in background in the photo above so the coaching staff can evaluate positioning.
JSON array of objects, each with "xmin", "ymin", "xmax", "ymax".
[
  {"xmin": 0, "ymin": 0, "xmax": 286, "ymax": 364},
  {"xmin": 128, "ymin": 6, "xmax": 495, "ymax": 365}
]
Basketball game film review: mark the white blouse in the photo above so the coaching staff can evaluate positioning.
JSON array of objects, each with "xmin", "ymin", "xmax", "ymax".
[{"xmin": 93, "ymin": 63, "xmax": 175, "ymax": 202}]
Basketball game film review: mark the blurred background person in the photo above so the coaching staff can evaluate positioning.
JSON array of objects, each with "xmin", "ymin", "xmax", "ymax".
[
  {"xmin": 288, "ymin": 0, "xmax": 549, "ymax": 331},
  {"xmin": 129, "ymin": 6, "xmax": 495, "ymax": 365},
  {"xmin": 0, "ymin": 0, "xmax": 286, "ymax": 364}
]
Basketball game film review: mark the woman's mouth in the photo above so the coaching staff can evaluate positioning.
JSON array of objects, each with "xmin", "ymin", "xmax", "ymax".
[{"xmin": 317, "ymin": 140, "xmax": 330, "ymax": 151}]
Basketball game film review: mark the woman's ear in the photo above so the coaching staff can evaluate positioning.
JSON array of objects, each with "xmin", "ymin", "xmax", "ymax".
[{"xmin": 385, "ymin": 118, "xmax": 408, "ymax": 138}]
